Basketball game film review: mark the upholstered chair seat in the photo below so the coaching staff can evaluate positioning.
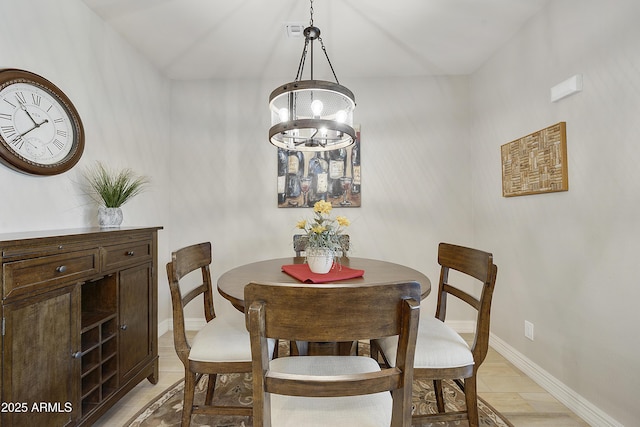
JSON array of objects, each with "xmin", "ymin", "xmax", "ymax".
[
  {"xmin": 268, "ymin": 356, "xmax": 392, "ymax": 427},
  {"xmin": 189, "ymin": 309, "xmax": 275, "ymax": 363},
  {"xmin": 376, "ymin": 315, "xmax": 474, "ymax": 369}
]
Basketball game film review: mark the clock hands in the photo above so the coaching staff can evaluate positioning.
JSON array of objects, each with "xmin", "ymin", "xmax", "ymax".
[
  {"xmin": 13, "ymin": 99, "xmax": 49, "ymax": 142},
  {"xmin": 18, "ymin": 99, "xmax": 38, "ymax": 127},
  {"xmin": 17, "ymin": 118, "xmax": 48, "ymax": 138},
  {"xmin": 11, "ymin": 118, "xmax": 49, "ymax": 146}
]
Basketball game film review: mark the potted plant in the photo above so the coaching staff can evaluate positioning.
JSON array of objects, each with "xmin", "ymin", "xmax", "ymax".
[
  {"xmin": 83, "ymin": 161, "xmax": 149, "ymax": 228},
  {"xmin": 295, "ymin": 200, "xmax": 350, "ymax": 273}
]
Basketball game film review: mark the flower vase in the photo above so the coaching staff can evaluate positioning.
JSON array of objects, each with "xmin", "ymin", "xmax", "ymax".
[
  {"xmin": 99, "ymin": 207, "xmax": 123, "ymax": 228},
  {"xmin": 306, "ymin": 247, "xmax": 334, "ymax": 274}
]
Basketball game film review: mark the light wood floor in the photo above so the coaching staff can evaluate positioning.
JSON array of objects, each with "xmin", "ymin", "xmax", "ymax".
[{"xmin": 93, "ymin": 332, "xmax": 590, "ymax": 427}]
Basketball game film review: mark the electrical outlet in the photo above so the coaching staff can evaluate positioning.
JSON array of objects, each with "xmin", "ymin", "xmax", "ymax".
[{"xmin": 524, "ymin": 320, "xmax": 534, "ymax": 341}]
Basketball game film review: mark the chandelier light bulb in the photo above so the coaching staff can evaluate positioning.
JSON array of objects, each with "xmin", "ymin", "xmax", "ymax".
[
  {"xmin": 310, "ymin": 99, "xmax": 324, "ymax": 117},
  {"xmin": 335, "ymin": 110, "xmax": 347, "ymax": 123},
  {"xmin": 278, "ymin": 108, "xmax": 289, "ymax": 122}
]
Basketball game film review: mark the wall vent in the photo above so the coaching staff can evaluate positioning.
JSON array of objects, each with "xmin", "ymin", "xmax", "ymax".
[{"xmin": 284, "ymin": 22, "xmax": 306, "ymax": 38}]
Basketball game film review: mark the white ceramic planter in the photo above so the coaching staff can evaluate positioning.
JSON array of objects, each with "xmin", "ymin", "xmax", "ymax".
[
  {"xmin": 306, "ymin": 247, "xmax": 334, "ymax": 274},
  {"xmin": 98, "ymin": 207, "xmax": 123, "ymax": 228}
]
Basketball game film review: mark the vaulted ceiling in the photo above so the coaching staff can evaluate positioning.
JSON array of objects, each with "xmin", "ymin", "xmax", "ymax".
[{"xmin": 83, "ymin": 0, "xmax": 550, "ymax": 80}]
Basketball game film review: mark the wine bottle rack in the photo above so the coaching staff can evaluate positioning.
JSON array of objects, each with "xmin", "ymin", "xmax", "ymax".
[
  {"xmin": 80, "ymin": 312, "xmax": 117, "ymax": 416},
  {"xmin": 80, "ymin": 275, "xmax": 118, "ymax": 418}
]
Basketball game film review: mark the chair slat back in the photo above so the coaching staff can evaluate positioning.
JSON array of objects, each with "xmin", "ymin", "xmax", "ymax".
[
  {"xmin": 245, "ymin": 281, "xmax": 419, "ymax": 343},
  {"xmin": 436, "ymin": 242, "xmax": 498, "ymax": 366},
  {"xmin": 293, "ymin": 234, "xmax": 350, "ymax": 257},
  {"xmin": 169, "ymin": 242, "xmax": 212, "ymax": 281},
  {"xmin": 166, "ymin": 242, "xmax": 215, "ymax": 324},
  {"xmin": 438, "ymin": 242, "xmax": 494, "ymax": 282}
]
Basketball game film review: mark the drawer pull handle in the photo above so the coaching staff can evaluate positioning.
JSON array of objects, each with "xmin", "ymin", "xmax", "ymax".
[
  {"xmin": 120, "ymin": 324, "xmax": 128, "ymax": 331},
  {"xmin": 56, "ymin": 265, "xmax": 67, "ymax": 273},
  {"xmin": 126, "ymin": 251, "xmax": 135, "ymax": 256},
  {"xmin": 72, "ymin": 351, "xmax": 82, "ymax": 359}
]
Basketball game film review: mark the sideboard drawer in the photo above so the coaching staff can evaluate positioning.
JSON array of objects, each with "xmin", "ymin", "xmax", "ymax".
[
  {"xmin": 102, "ymin": 240, "xmax": 152, "ymax": 270},
  {"xmin": 3, "ymin": 249, "xmax": 99, "ymax": 299}
]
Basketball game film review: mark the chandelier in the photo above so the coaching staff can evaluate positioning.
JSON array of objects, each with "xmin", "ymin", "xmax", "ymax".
[{"xmin": 268, "ymin": 0, "xmax": 356, "ymax": 152}]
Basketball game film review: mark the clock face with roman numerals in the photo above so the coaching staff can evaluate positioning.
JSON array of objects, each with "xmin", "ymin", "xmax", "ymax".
[{"xmin": 0, "ymin": 69, "xmax": 84, "ymax": 175}]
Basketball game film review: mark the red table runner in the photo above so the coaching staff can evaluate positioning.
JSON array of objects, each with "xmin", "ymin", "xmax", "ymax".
[{"xmin": 281, "ymin": 263, "xmax": 365, "ymax": 284}]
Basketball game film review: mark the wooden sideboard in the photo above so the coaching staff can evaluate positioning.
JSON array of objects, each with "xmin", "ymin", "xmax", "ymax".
[{"xmin": 0, "ymin": 226, "xmax": 162, "ymax": 427}]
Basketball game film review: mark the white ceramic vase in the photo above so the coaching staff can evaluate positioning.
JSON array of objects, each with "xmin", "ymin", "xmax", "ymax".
[
  {"xmin": 306, "ymin": 247, "xmax": 334, "ymax": 274},
  {"xmin": 98, "ymin": 207, "xmax": 123, "ymax": 228}
]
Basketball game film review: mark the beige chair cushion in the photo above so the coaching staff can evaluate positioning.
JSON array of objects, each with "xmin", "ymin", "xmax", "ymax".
[
  {"xmin": 189, "ymin": 309, "xmax": 274, "ymax": 362},
  {"xmin": 268, "ymin": 355, "xmax": 392, "ymax": 427},
  {"xmin": 377, "ymin": 315, "xmax": 474, "ymax": 369}
]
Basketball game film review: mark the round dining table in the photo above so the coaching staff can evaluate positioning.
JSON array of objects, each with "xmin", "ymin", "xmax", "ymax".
[{"xmin": 217, "ymin": 256, "xmax": 431, "ymax": 312}]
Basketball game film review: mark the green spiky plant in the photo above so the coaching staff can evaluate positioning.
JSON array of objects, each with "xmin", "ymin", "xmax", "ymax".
[{"xmin": 83, "ymin": 161, "xmax": 149, "ymax": 208}]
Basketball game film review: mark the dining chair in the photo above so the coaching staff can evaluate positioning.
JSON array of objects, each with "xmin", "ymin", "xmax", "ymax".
[
  {"xmin": 372, "ymin": 242, "xmax": 498, "ymax": 427},
  {"xmin": 166, "ymin": 242, "xmax": 275, "ymax": 427},
  {"xmin": 245, "ymin": 280, "xmax": 421, "ymax": 427},
  {"xmin": 293, "ymin": 233, "xmax": 350, "ymax": 256}
]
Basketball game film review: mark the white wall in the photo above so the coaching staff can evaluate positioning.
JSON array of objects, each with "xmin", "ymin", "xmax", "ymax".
[
  {"xmin": 0, "ymin": 0, "xmax": 173, "ymax": 321},
  {"xmin": 471, "ymin": 0, "xmax": 640, "ymax": 425}
]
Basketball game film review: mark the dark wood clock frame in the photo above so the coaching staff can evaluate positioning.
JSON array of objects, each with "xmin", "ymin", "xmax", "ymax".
[{"xmin": 0, "ymin": 68, "xmax": 84, "ymax": 176}]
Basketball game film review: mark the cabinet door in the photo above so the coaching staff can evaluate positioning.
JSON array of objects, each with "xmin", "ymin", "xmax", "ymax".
[
  {"xmin": 2, "ymin": 285, "xmax": 81, "ymax": 427},
  {"xmin": 118, "ymin": 263, "xmax": 153, "ymax": 383}
]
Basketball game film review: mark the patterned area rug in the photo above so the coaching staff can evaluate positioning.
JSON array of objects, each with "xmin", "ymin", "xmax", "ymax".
[
  {"xmin": 126, "ymin": 374, "xmax": 512, "ymax": 427},
  {"xmin": 126, "ymin": 343, "xmax": 513, "ymax": 427}
]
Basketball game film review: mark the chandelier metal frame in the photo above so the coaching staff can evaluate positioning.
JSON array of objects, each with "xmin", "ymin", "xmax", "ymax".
[{"xmin": 268, "ymin": 0, "xmax": 356, "ymax": 152}]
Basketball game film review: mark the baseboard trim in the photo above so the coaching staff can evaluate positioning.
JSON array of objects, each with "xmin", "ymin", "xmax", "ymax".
[
  {"xmin": 158, "ymin": 319, "xmax": 170, "ymax": 337},
  {"xmin": 160, "ymin": 318, "xmax": 206, "ymax": 337},
  {"xmin": 445, "ymin": 320, "xmax": 475, "ymax": 333},
  {"xmin": 489, "ymin": 333, "xmax": 621, "ymax": 427}
]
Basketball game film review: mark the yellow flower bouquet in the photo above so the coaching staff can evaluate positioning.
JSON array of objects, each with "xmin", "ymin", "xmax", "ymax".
[{"xmin": 296, "ymin": 200, "xmax": 350, "ymax": 255}]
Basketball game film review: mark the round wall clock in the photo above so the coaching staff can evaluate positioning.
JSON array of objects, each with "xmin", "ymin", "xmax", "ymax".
[{"xmin": 0, "ymin": 69, "xmax": 84, "ymax": 175}]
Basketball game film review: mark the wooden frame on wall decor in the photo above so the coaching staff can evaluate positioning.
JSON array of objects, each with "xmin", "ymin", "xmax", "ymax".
[{"xmin": 501, "ymin": 122, "xmax": 568, "ymax": 197}]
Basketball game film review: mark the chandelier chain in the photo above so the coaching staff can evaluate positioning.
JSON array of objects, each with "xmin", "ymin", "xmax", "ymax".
[
  {"xmin": 309, "ymin": 0, "xmax": 314, "ymax": 26},
  {"xmin": 295, "ymin": 38, "xmax": 310, "ymax": 81},
  {"xmin": 318, "ymin": 36, "xmax": 340, "ymax": 84}
]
